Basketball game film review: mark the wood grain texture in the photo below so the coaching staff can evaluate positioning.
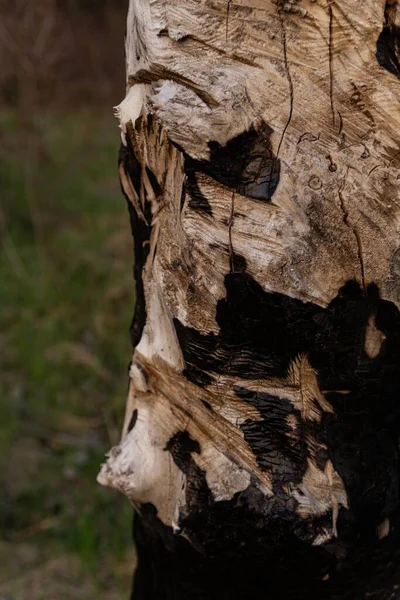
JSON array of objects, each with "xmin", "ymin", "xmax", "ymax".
[{"xmin": 98, "ymin": 1, "xmax": 400, "ymax": 597}]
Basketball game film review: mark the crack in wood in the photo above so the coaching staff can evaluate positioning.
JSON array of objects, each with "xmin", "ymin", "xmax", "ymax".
[
  {"xmin": 328, "ymin": 4, "xmax": 336, "ymax": 126},
  {"xmin": 338, "ymin": 173, "xmax": 366, "ymax": 293},
  {"xmin": 179, "ymin": 34, "xmax": 261, "ymax": 68},
  {"xmin": 276, "ymin": 15, "xmax": 294, "ymax": 160},
  {"xmin": 226, "ymin": 0, "xmax": 232, "ymax": 43}
]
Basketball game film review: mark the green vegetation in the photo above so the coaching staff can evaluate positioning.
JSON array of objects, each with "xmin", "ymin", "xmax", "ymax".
[{"xmin": 0, "ymin": 111, "xmax": 135, "ymax": 597}]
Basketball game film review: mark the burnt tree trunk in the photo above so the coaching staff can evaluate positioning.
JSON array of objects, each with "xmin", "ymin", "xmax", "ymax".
[{"xmin": 98, "ymin": 1, "xmax": 400, "ymax": 598}]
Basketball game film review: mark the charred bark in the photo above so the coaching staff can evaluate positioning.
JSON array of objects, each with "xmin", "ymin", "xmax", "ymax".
[{"xmin": 99, "ymin": 1, "xmax": 400, "ymax": 598}]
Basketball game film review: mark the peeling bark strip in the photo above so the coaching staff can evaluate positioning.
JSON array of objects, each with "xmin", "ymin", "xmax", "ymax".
[{"xmin": 98, "ymin": 0, "xmax": 400, "ymax": 598}]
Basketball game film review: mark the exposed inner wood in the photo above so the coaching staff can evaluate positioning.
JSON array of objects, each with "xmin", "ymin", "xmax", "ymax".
[{"xmin": 98, "ymin": 0, "xmax": 400, "ymax": 597}]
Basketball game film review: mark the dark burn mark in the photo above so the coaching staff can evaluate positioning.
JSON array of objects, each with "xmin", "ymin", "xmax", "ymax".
[
  {"xmin": 184, "ymin": 121, "xmax": 280, "ymax": 203},
  {"xmin": 165, "ymin": 431, "xmax": 212, "ymax": 512},
  {"xmin": 127, "ymin": 409, "xmax": 138, "ymax": 433},
  {"xmin": 166, "ymin": 430, "xmax": 201, "ymax": 458},
  {"xmin": 324, "ymin": 288, "xmax": 400, "ymax": 534},
  {"xmin": 119, "ymin": 137, "xmax": 152, "ymax": 348},
  {"xmin": 132, "ymin": 276, "xmax": 400, "ymax": 599},
  {"xmin": 316, "ymin": 448, "xmax": 328, "ymax": 471},
  {"xmin": 174, "ymin": 274, "xmax": 400, "ymax": 543},
  {"xmin": 235, "ymin": 388, "xmax": 308, "ymax": 489},
  {"xmin": 377, "ymin": 26, "xmax": 400, "ymax": 78},
  {"xmin": 376, "ymin": 2, "xmax": 400, "ymax": 78},
  {"xmin": 231, "ymin": 251, "xmax": 247, "ymax": 273},
  {"xmin": 180, "ymin": 182, "xmax": 186, "ymax": 212},
  {"xmin": 132, "ymin": 500, "xmax": 328, "ymax": 600},
  {"xmin": 186, "ymin": 366, "xmax": 213, "ymax": 387},
  {"xmin": 174, "ymin": 271, "xmax": 326, "ymax": 383},
  {"xmin": 174, "ymin": 276, "xmax": 372, "ymax": 385},
  {"xmin": 132, "ymin": 500, "xmax": 400, "ymax": 599},
  {"xmin": 184, "ymin": 167, "xmax": 212, "ymax": 215}
]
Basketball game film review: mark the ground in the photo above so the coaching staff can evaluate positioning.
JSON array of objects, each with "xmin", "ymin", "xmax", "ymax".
[{"xmin": 0, "ymin": 111, "xmax": 135, "ymax": 598}]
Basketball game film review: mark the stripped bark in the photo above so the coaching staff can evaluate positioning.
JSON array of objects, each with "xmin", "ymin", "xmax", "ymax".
[{"xmin": 98, "ymin": 1, "xmax": 400, "ymax": 598}]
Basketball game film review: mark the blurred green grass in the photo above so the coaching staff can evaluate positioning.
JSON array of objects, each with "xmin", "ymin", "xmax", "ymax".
[{"xmin": 0, "ymin": 111, "xmax": 135, "ymax": 597}]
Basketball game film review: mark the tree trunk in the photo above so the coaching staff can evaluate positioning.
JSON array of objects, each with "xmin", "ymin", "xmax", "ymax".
[{"xmin": 98, "ymin": 1, "xmax": 400, "ymax": 598}]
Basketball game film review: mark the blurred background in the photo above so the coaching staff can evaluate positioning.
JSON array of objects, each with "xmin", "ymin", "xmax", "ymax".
[{"xmin": 0, "ymin": 0, "xmax": 136, "ymax": 597}]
